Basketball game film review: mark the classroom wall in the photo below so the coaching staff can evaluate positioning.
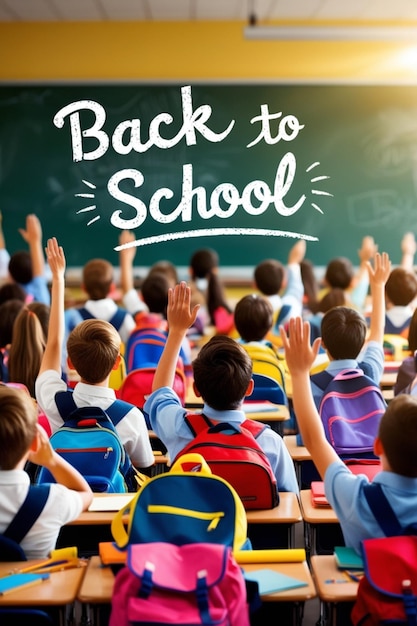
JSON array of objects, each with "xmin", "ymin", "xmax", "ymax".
[
  {"xmin": 1, "ymin": 21, "xmax": 417, "ymax": 82},
  {"xmin": 2, "ymin": 20, "xmax": 417, "ymax": 280}
]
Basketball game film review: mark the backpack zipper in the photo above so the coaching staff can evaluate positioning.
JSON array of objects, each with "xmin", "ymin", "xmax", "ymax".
[
  {"xmin": 147, "ymin": 505, "xmax": 224, "ymax": 530},
  {"xmin": 55, "ymin": 446, "xmax": 114, "ymax": 459}
]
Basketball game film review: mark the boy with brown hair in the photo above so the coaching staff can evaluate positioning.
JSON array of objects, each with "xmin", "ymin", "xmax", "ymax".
[
  {"xmin": 65, "ymin": 257, "xmax": 135, "ymax": 345},
  {"xmin": 311, "ymin": 252, "xmax": 391, "ymax": 407},
  {"xmin": 281, "ymin": 317, "xmax": 417, "ymax": 554},
  {"xmin": 144, "ymin": 282, "xmax": 299, "ymax": 494},
  {"xmin": 0, "ymin": 384, "xmax": 92, "ymax": 558},
  {"xmin": 35, "ymin": 238, "xmax": 154, "ymax": 472}
]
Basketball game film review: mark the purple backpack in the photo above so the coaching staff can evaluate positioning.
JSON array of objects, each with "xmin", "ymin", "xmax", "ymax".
[
  {"xmin": 313, "ymin": 369, "xmax": 387, "ymax": 456},
  {"xmin": 109, "ymin": 542, "xmax": 250, "ymax": 626}
]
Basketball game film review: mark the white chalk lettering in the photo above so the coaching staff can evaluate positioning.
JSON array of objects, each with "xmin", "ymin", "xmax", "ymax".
[
  {"xmin": 247, "ymin": 104, "xmax": 304, "ymax": 148},
  {"xmin": 106, "ymin": 153, "xmax": 306, "ymax": 230},
  {"xmin": 53, "ymin": 100, "xmax": 109, "ymax": 163},
  {"xmin": 54, "ymin": 86, "xmax": 235, "ymax": 162}
]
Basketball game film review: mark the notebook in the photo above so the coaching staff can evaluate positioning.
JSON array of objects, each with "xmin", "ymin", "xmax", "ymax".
[
  {"xmin": 310, "ymin": 481, "xmax": 330, "ymax": 507},
  {"xmin": 244, "ymin": 569, "xmax": 307, "ymax": 595},
  {"xmin": 0, "ymin": 573, "xmax": 50, "ymax": 596},
  {"xmin": 334, "ymin": 546, "xmax": 364, "ymax": 570}
]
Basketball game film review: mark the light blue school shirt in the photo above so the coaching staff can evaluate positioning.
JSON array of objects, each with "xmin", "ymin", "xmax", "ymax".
[
  {"xmin": 325, "ymin": 460, "xmax": 417, "ymax": 555},
  {"xmin": 310, "ymin": 340, "xmax": 384, "ymax": 408},
  {"xmin": 144, "ymin": 386, "xmax": 299, "ymax": 494}
]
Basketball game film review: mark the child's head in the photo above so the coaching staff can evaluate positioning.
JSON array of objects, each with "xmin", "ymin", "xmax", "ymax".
[
  {"xmin": 67, "ymin": 319, "xmax": 121, "ymax": 384},
  {"xmin": 148, "ymin": 261, "xmax": 179, "ymax": 288},
  {"xmin": 82, "ymin": 259, "xmax": 114, "ymax": 300},
  {"xmin": 27, "ymin": 301, "xmax": 50, "ymax": 342},
  {"xmin": 8, "ymin": 251, "xmax": 33, "ymax": 286},
  {"xmin": 318, "ymin": 288, "xmax": 346, "ymax": 314},
  {"xmin": 141, "ymin": 272, "xmax": 170, "ymax": 314},
  {"xmin": 324, "ymin": 257, "xmax": 354, "ymax": 290},
  {"xmin": 385, "ymin": 268, "xmax": 417, "ymax": 307},
  {"xmin": 254, "ymin": 259, "xmax": 285, "ymax": 296},
  {"xmin": 234, "ymin": 294, "xmax": 273, "ymax": 342},
  {"xmin": 0, "ymin": 299, "xmax": 25, "ymax": 348},
  {"xmin": 8, "ymin": 308, "xmax": 45, "ymax": 397},
  {"xmin": 0, "ymin": 282, "xmax": 26, "ymax": 306},
  {"xmin": 321, "ymin": 305, "xmax": 367, "ymax": 359},
  {"xmin": 192, "ymin": 335, "xmax": 252, "ymax": 410},
  {"xmin": 189, "ymin": 248, "xmax": 219, "ymax": 279},
  {"xmin": 0, "ymin": 384, "xmax": 38, "ymax": 470},
  {"xmin": 378, "ymin": 394, "xmax": 417, "ymax": 477}
]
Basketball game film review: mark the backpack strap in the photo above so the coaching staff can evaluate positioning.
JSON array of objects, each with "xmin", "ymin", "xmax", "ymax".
[
  {"xmin": 310, "ymin": 370, "xmax": 333, "ymax": 391},
  {"xmin": 363, "ymin": 482, "xmax": 404, "ymax": 536},
  {"xmin": 3, "ymin": 485, "xmax": 51, "ymax": 543},
  {"xmin": 55, "ymin": 389, "xmax": 78, "ymax": 420},
  {"xmin": 184, "ymin": 413, "xmax": 267, "ymax": 438},
  {"xmin": 105, "ymin": 399, "xmax": 132, "ymax": 426},
  {"xmin": 273, "ymin": 303, "xmax": 292, "ymax": 333},
  {"xmin": 108, "ymin": 308, "xmax": 127, "ymax": 331},
  {"xmin": 77, "ymin": 307, "xmax": 94, "ymax": 321},
  {"xmin": 184, "ymin": 413, "xmax": 213, "ymax": 436}
]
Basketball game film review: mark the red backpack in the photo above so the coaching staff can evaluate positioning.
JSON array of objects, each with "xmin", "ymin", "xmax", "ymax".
[
  {"xmin": 351, "ymin": 483, "xmax": 417, "ymax": 626},
  {"xmin": 174, "ymin": 413, "xmax": 279, "ymax": 510}
]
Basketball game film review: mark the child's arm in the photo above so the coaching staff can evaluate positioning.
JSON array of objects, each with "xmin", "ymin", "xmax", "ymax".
[
  {"xmin": 400, "ymin": 232, "xmax": 416, "ymax": 271},
  {"xmin": 38, "ymin": 237, "xmax": 65, "ymax": 375},
  {"xmin": 280, "ymin": 317, "xmax": 340, "ymax": 479},
  {"xmin": 118, "ymin": 230, "xmax": 136, "ymax": 295},
  {"xmin": 152, "ymin": 282, "xmax": 199, "ymax": 391},
  {"xmin": 0, "ymin": 210, "xmax": 11, "ymax": 280},
  {"xmin": 28, "ymin": 424, "xmax": 93, "ymax": 510},
  {"xmin": 287, "ymin": 239, "xmax": 306, "ymax": 266},
  {"xmin": 18, "ymin": 214, "xmax": 45, "ymax": 279},
  {"xmin": 350, "ymin": 236, "xmax": 378, "ymax": 310},
  {"xmin": 367, "ymin": 252, "xmax": 391, "ymax": 344}
]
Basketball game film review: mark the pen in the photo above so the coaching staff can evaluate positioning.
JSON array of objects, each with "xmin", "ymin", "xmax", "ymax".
[
  {"xmin": 345, "ymin": 570, "xmax": 363, "ymax": 582},
  {"xmin": 325, "ymin": 579, "xmax": 350, "ymax": 584}
]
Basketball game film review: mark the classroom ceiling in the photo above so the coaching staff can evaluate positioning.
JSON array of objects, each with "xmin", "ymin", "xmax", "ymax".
[{"xmin": 1, "ymin": 0, "xmax": 417, "ymax": 23}]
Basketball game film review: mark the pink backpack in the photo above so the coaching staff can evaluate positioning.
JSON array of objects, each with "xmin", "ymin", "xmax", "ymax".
[{"xmin": 109, "ymin": 542, "xmax": 250, "ymax": 626}]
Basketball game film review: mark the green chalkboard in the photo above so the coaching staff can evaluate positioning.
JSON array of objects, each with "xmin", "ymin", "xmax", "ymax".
[{"xmin": 1, "ymin": 83, "xmax": 417, "ymax": 269}]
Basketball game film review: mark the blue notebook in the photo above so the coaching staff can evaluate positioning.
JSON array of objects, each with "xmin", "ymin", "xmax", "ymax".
[
  {"xmin": 0, "ymin": 573, "xmax": 50, "ymax": 596},
  {"xmin": 244, "ymin": 568, "xmax": 307, "ymax": 594}
]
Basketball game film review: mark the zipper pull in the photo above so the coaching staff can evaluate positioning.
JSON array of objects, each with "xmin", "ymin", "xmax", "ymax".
[
  {"xmin": 208, "ymin": 515, "xmax": 221, "ymax": 531},
  {"xmin": 104, "ymin": 447, "xmax": 113, "ymax": 459}
]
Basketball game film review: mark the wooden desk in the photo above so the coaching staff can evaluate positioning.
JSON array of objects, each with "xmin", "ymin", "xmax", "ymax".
[
  {"xmin": 310, "ymin": 554, "xmax": 358, "ymax": 626},
  {"xmin": 380, "ymin": 371, "xmax": 397, "ymax": 389},
  {"xmin": 78, "ymin": 555, "xmax": 316, "ymax": 626},
  {"xmin": 299, "ymin": 490, "xmax": 343, "ymax": 557},
  {"xmin": 0, "ymin": 559, "xmax": 86, "ymax": 624}
]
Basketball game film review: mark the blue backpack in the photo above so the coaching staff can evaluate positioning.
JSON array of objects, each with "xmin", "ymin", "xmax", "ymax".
[
  {"xmin": 36, "ymin": 391, "xmax": 139, "ymax": 493},
  {"xmin": 125, "ymin": 327, "xmax": 186, "ymax": 375},
  {"xmin": 311, "ymin": 368, "xmax": 387, "ymax": 456}
]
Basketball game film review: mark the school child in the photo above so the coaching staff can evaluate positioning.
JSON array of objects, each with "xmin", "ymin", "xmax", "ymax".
[
  {"xmin": 144, "ymin": 282, "xmax": 299, "ymax": 495},
  {"xmin": 318, "ymin": 235, "xmax": 378, "ymax": 313},
  {"xmin": 384, "ymin": 266, "xmax": 417, "ymax": 336},
  {"xmin": 0, "ymin": 384, "xmax": 92, "ymax": 558},
  {"xmin": 35, "ymin": 237, "xmax": 154, "ymax": 472},
  {"xmin": 0, "ymin": 213, "xmax": 51, "ymax": 305},
  {"xmin": 8, "ymin": 307, "xmax": 45, "ymax": 397},
  {"xmin": 188, "ymin": 247, "xmax": 233, "ymax": 335},
  {"xmin": 310, "ymin": 252, "xmax": 391, "ymax": 408},
  {"xmin": 253, "ymin": 239, "xmax": 306, "ymax": 333},
  {"xmin": 118, "ymin": 230, "xmax": 192, "ymax": 371},
  {"xmin": 394, "ymin": 307, "xmax": 417, "ymax": 395},
  {"xmin": 65, "ymin": 257, "xmax": 135, "ymax": 344},
  {"xmin": 280, "ymin": 316, "xmax": 417, "ymax": 555}
]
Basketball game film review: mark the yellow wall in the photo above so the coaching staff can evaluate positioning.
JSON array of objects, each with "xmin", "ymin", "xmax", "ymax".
[{"xmin": 1, "ymin": 21, "xmax": 417, "ymax": 82}]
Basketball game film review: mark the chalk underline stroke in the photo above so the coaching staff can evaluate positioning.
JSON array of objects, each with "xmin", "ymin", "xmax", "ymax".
[{"xmin": 114, "ymin": 227, "xmax": 318, "ymax": 250}]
